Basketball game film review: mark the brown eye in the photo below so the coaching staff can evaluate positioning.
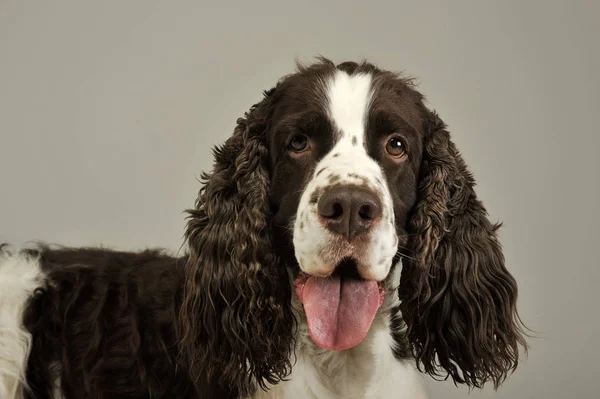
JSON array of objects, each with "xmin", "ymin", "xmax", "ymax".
[
  {"xmin": 385, "ymin": 137, "xmax": 406, "ymax": 157},
  {"xmin": 289, "ymin": 135, "xmax": 309, "ymax": 153}
]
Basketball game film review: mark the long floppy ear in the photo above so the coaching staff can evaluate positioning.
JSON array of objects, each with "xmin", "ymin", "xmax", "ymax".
[
  {"xmin": 399, "ymin": 109, "xmax": 528, "ymax": 388},
  {"xmin": 177, "ymin": 87, "xmax": 294, "ymax": 396}
]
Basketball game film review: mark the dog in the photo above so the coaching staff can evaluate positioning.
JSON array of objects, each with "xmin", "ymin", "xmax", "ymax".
[{"xmin": 0, "ymin": 58, "xmax": 527, "ymax": 399}]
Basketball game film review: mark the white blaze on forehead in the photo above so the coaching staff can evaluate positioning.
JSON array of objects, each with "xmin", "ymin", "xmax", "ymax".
[{"xmin": 326, "ymin": 71, "xmax": 373, "ymax": 144}]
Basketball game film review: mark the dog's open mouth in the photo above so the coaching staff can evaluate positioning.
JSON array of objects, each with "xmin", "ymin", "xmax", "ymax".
[{"xmin": 294, "ymin": 259, "xmax": 386, "ymax": 351}]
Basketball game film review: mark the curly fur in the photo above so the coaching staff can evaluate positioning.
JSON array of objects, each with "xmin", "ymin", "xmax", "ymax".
[
  {"xmin": 178, "ymin": 88, "xmax": 296, "ymax": 396},
  {"xmin": 399, "ymin": 110, "xmax": 528, "ymax": 388}
]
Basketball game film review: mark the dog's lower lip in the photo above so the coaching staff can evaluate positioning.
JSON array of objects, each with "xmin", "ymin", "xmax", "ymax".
[{"xmin": 295, "ymin": 258, "xmax": 387, "ymax": 305}]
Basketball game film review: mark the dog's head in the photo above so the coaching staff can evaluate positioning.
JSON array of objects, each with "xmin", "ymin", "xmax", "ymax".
[{"xmin": 178, "ymin": 58, "xmax": 527, "ymax": 395}]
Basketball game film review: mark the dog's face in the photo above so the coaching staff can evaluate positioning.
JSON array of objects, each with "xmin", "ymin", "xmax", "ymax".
[
  {"xmin": 180, "ymin": 59, "xmax": 527, "ymax": 395},
  {"xmin": 268, "ymin": 64, "xmax": 423, "ymax": 280},
  {"xmin": 266, "ymin": 63, "xmax": 426, "ymax": 350}
]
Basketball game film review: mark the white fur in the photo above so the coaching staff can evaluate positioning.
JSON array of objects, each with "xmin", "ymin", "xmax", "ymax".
[
  {"xmin": 0, "ymin": 250, "xmax": 44, "ymax": 399},
  {"xmin": 326, "ymin": 71, "xmax": 373, "ymax": 142},
  {"xmin": 251, "ymin": 264, "xmax": 428, "ymax": 399},
  {"xmin": 293, "ymin": 70, "xmax": 398, "ymax": 281}
]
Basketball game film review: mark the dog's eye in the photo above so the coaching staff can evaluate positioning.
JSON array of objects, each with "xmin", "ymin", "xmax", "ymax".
[
  {"xmin": 289, "ymin": 135, "xmax": 309, "ymax": 153},
  {"xmin": 385, "ymin": 137, "xmax": 406, "ymax": 157}
]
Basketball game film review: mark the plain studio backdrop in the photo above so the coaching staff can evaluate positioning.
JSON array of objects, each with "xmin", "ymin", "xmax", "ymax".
[{"xmin": 1, "ymin": 1, "xmax": 598, "ymax": 398}]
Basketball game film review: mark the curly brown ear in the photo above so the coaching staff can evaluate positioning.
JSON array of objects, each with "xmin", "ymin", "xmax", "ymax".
[
  {"xmin": 177, "ymin": 87, "xmax": 294, "ymax": 396},
  {"xmin": 400, "ymin": 109, "xmax": 528, "ymax": 388}
]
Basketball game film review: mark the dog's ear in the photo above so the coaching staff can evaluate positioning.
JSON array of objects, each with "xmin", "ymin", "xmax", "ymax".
[
  {"xmin": 177, "ymin": 86, "xmax": 294, "ymax": 396},
  {"xmin": 400, "ymin": 108, "xmax": 528, "ymax": 388}
]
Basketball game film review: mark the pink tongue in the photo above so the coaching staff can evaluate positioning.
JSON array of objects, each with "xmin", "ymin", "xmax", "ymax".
[{"xmin": 302, "ymin": 275, "xmax": 380, "ymax": 351}]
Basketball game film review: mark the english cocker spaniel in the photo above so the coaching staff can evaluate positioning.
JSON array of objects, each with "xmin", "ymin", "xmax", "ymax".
[{"xmin": 0, "ymin": 58, "xmax": 527, "ymax": 399}]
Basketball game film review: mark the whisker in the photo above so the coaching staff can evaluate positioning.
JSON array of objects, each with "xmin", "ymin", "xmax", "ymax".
[{"xmin": 396, "ymin": 252, "xmax": 418, "ymax": 262}]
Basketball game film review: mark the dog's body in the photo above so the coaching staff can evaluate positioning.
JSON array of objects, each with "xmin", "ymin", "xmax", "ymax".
[
  {"xmin": 0, "ymin": 59, "xmax": 526, "ymax": 399},
  {"xmin": 0, "ymin": 248, "xmax": 425, "ymax": 399},
  {"xmin": 0, "ymin": 247, "xmax": 426, "ymax": 399}
]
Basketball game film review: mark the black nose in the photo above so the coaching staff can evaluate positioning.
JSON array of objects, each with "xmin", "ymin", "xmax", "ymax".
[{"xmin": 317, "ymin": 186, "xmax": 382, "ymax": 239}]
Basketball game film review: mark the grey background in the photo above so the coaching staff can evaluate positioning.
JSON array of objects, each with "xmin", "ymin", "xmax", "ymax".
[{"xmin": 1, "ymin": 1, "xmax": 598, "ymax": 398}]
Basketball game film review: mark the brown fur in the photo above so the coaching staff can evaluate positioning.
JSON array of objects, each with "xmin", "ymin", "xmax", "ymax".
[{"xmin": 21, "ymin": 247, "xmax": 209, "ymax": 398}]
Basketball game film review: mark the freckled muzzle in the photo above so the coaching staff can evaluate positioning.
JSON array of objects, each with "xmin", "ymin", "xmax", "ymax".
[{"xmin": 293, "ymin": 162, "xmax": 398, "ymax": 281}]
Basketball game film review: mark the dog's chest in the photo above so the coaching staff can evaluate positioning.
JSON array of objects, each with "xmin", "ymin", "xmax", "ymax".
[{"xmin": 251, "ymin": 320, "xmax": 428, "ymax": 399}]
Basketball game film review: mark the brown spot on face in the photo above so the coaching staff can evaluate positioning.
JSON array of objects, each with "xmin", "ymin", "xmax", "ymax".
[
  {"xmin": 316, "ymin": 168, "xmax": 325, "ymax": 177},
  {"xmin": 348, "ymin": 172, "xmax": 360, "ymax": 179},
  {"xmin": 329, "ymin": 174, "xmax": 340, "ymax": 183},
  {"xmin": 352, "ymin": 136, "xmax": 358, "ymax": 146},
  {"xmin": 333, "ymin": 153, "xmax": 340, "ymax": 158}
]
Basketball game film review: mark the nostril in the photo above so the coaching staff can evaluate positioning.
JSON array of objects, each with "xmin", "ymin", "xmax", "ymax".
[
  {"xmin": 331, "ymin": 203, "xmax": 344, "ymax": 220},
  {"xmin": 358, "ymin": 204, "xmax": 374, "ymax": 220},
  {"xmin": 318, "ymin": 192, "xmax": 346, "ymax": 220}
]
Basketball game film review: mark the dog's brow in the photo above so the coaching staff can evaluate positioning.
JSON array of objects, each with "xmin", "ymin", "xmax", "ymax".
[{"xmin": 275, "ymin": 111, "xmax": 327, "ymax": 133}]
